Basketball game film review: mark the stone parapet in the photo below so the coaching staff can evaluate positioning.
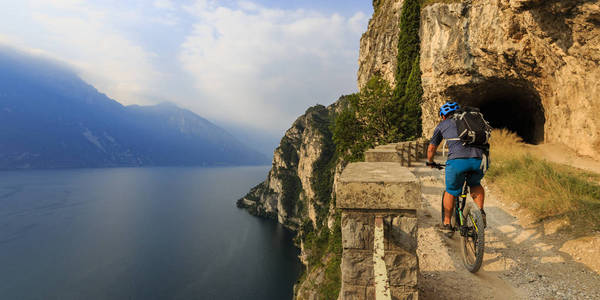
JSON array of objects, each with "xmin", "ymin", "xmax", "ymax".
[
  {"xmin": 337, "ymin": 159, "xmax": 420, "ymax": 300},
  {"xmin": 336, "ymin": 162, "xmax": 420, "ymax": 210},
  {"xmin": 364, "ymin": 141, "xmax": 428, "ymax": 167},
  {"xmin": 365, "ymin": 144, "xmax": 401, "ymax": 163}
]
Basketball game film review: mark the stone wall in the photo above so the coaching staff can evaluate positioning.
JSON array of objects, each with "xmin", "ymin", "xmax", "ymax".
[{"xmin": 336, "ymin": 162, "xmax": 420, "ymax": 300}]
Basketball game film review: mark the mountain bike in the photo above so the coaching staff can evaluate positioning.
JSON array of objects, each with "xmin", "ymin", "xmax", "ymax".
[{"xmin": 428, "ymin": 162, "xmax": 485, "ymax": 273}]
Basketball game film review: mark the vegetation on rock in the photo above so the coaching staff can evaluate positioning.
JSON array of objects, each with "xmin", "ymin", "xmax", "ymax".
[
  {"xmin": 333, "ymin": 0, "xmax": 423, "ymax": 162},
  {"xmin": 373, "ymin": 0, "xmax": 383, "ymax": 11},
  {"xmin": 296, "ymin": 212, "xmax": 342, "ymax": 299}
]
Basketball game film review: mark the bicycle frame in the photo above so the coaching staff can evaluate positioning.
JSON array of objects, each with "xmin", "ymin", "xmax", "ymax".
[
  {"xmin": 454, "ymin": 178, "xmax": 479, "ymax": 236},
  {"xmin": 453, "ymin": 179, "xmax": 480, "ymax": 237},
  {"xmin": 432, "ymin": 161, "xmax": 484, "ymax": 272},
  {"xmin": 432, "ymin": 162, "xmax": 480, "ymax": 235}
]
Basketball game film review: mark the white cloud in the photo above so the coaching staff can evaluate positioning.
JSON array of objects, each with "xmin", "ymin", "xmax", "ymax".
[
  {"xmin": 153, "ymin": 0, "xmax": 175, "ymax": 10},
  {"xmin": 0, "ymin": 0, "xmax": 368, "ymax": 136},
  {"xmin": 179, "ymin": 1, "xmax": 367, "ymax": 132},
  {"xmin": 2, "ymin": 0, "xmax": 162, "ymax": 105}
]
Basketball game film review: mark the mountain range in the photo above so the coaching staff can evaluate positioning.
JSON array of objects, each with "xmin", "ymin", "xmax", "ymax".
[{"xmin": 0, "ymin": 48, "xmax": 268, "ymax": 169}]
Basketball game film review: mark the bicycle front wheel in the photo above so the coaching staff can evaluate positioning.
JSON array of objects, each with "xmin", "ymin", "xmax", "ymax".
[{"xmin": 461, "ymin": 203, "xmax": 485, "ymax": 273}]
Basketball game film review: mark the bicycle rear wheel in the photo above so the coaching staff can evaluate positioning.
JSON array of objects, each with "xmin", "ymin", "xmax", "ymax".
[{"xmin": 461, "ymin": 203, "xmax": 485, "ymax": 273}]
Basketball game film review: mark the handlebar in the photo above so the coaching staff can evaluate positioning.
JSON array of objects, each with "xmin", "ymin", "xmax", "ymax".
[{"xmin": 426, "ymin": 161, "xmax": 446, "ymax": 170}]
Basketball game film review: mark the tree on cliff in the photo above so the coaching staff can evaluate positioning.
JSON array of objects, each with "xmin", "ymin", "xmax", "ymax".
[
  {"xmin": 394, "ymin": 0, "xmax": 423, "ymax": 141},
  {"xmin": 333, "ymin": 0, "xmax": 423, "ymax": 161}
]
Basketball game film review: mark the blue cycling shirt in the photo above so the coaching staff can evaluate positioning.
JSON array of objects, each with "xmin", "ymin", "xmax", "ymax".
[{"xmin": 430, "ymin": 118, "xmax": 483, "ymax": 160}]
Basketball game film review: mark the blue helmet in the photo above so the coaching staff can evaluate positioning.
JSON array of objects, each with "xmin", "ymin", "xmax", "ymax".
[{"xmin": 439, "ymin": 101, "xmax": 460, "ymax": 117}]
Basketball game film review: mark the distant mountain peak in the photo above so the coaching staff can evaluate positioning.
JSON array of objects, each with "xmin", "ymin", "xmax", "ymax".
[{"xmin": 0, "ymin": 48, "xmax": 269, "ymax": 169}]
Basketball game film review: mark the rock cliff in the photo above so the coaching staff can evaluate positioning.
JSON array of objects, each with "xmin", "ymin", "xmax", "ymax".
[
  {"xmin": 358, "ymin": 0, "xmax": 405, "ymax": 89},
  {"xmin": 238, "ymin": 103, "xmax": 339, "ymax": 228},
  {"xmin": 238, "ymin": 99, "xmax": 348, "ymax": 299},
  {"xmin": 359, "ymin": 0, "xmax": 600, "ymax": 159}
]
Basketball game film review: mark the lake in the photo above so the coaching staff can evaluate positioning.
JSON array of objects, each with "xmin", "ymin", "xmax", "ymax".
[{"xmin": 0, "ymin": 166, "xmax": 302, "ymax": 299}]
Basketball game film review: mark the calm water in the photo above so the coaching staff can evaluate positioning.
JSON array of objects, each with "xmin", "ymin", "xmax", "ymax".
[{"xmin": 0, "ymin": 166, "xmax": 302, "ymax": 299}]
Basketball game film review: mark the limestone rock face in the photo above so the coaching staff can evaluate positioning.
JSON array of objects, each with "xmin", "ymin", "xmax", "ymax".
[
  {"xmin": 419, "ymin": 0, "xmax": 600, "ymax": 158},
  {"xmin": 358, "ymin": 0, "xmax": 600, "ymax": 159},
  {"xmin": 357, "ymin": 0, "xmax": 404, "ymax": 89},
  {"xmin": 238, "ymin": 104, "xmax": 336, "ymax": 228}
]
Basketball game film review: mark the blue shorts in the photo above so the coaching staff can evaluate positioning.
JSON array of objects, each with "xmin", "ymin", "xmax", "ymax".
[{"xmin": 445, "ymin": 158, "xmax": 485, "ymax": 197}]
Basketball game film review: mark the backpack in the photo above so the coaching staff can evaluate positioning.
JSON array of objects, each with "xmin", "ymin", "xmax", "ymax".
[{"xmin": 449, "ymin": 106, "xmax": 492, "ymax": 150}]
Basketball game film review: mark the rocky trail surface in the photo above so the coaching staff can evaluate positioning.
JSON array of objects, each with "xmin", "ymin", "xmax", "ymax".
[{"xmin": 410, "ymin": 162, "xmax": 600, "ymax": 300}]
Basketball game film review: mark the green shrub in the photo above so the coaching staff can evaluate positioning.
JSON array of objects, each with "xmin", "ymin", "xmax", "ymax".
[{"xmin": 318, "ymin": 213, "xmax": 342, "ymax": 299}]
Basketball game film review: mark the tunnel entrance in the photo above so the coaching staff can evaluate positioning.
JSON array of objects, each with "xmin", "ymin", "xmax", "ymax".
[{"xmin": 445, "ymin": 79, "xmax": 545, "ymax": 144}]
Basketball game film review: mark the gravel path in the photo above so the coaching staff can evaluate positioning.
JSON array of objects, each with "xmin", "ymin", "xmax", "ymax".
[{"xmin": 410, "ymin": 162, "xmax": 600, "ymax": 300}]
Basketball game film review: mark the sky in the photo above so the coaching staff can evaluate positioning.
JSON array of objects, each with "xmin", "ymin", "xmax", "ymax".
[{"xmin": 0, "ymin": 0, "xmax": 372, "ymax": 155}]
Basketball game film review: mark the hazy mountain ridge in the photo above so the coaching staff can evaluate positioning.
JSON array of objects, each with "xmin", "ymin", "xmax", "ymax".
[{"xmin": 0, "ymin": 49, "xmax": 268, "ymax": 169}]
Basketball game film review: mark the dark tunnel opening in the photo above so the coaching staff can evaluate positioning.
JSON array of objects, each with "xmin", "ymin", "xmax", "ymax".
[{"xmin": 446, "ymin": 79, "xmax": 545, "ymax": 144}]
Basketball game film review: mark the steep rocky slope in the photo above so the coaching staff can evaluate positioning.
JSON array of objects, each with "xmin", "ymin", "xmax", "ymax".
[
  {"xmin": 420, "ymin": 0, "xmax": 600, "ymax": 159},
  {"xmin": 358, "ymin": 0, "xmax": 405, "ymax": 89},
  {"xmin": 358, "ymin": 0, "xmax": 600, "ymax": 159},
  {"xmin": 238, "ymin": 99, "xmax": 349, "ymax": 299},
  {"xmin": 238, "ymin": 103, "xmax": 339, "ymax": 228}
]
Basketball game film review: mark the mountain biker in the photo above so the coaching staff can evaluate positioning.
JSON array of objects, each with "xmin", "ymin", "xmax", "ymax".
[{"xmin": 426, "ymin": 101, "xmax": 487, "ymax": 235}]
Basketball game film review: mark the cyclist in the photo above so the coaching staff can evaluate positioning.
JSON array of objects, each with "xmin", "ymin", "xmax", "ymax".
[{"xmin": 426, "ymin": 101, "xmax": 487, "ymax": 236}]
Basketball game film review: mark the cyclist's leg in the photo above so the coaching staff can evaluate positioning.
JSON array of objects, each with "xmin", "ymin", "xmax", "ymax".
[
  {"xmin": 442, "ymin": 191, "xmax": 455, "ymax": 225},
  {"xmin": 466, "ymin": 158, "xmax": 487, "ymax": 227},
  {"xmin": 470, "ymin": 185, "xmax": 484, "ymax": 209},
  {"xmin": 466, "ymin": 158, "xmax": 485, "ymax": 210},
  {"xmin": 444, "ymin": 159, "xmax": 464, "ymax": 225}
]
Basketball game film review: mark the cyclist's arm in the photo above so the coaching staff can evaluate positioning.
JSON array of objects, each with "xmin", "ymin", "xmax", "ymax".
[
  {"xmin": 427, "ymin": 144, "xmax": 438, "ymax": 163},
  {"xmin": 428, "ymin": 126, "xmax": 443, "ymax": 163}
]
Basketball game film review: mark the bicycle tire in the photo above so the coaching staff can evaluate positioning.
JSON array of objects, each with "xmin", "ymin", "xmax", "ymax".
[{"xmin": 461, "ymin": 203, "xmax": 485, "ymax": 273}]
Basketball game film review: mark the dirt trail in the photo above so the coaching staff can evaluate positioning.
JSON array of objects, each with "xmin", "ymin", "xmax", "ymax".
[
  {"xmin": 410, "ymin": 161, "xmax": 600, "ymax": 300},
  {"xmin": 526, "ymin": 143, "xmax": 600, "ymax": 175}
]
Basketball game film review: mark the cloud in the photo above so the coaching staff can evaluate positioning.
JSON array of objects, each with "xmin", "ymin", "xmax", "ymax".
[
  {"xmin": 1, "ymin": 0, "xmax": 162, "ymax": 105},
  {"xmin": 153, "ymin": 0, "xmax": 175, "ymax": 10},
  {"xmin": 0, "ymin": 0, "xmax": 368, "ymax": 136},
  {"xmin": 178, "ymin": 1, "xmax": 367, "ymax": 132}
]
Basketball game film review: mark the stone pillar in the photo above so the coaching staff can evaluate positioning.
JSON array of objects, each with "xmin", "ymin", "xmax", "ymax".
[{"xmin": 336, "ymin": 162, "xmax": 420, "ymax": 300}]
